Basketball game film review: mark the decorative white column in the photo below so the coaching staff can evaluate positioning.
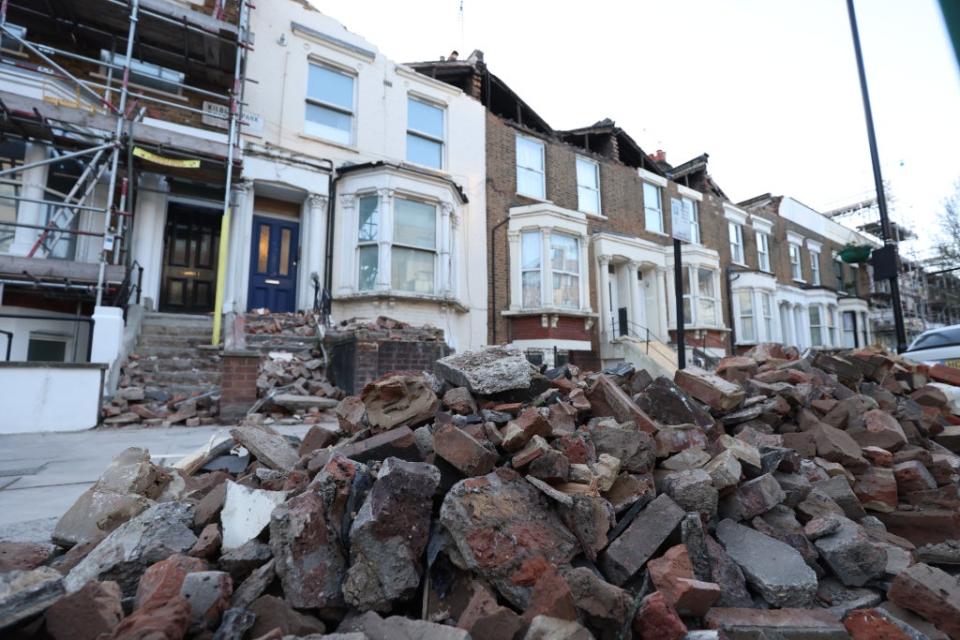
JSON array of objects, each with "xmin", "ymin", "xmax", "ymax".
[
  {"xmin": 10, "ymin": 142, "xmax": 50, "ymax": 255},
  {"xmin": 655, "ymin": 267, "xmax": 669, "ymax": 342},
  {"xmin": 130, "ymin": 174, "xmax": 169, "ymax": 310},
  {"xmin": 303, "ymin": 193, "xmax": 328, "ymax": 309},
  {"xmin": 578, "ymin": 234, "xmax": 589, "ymax": 311},
  {"xmin": 507, "ymin": 229, "xmax": 522, "ymax": 310},
  {"xmin": 439, "ymin": 201, "xmax": 453, "ymax": 296},
  {"xmin": 338, "ymin": 193, "xmax": 356, "ymax": 294},
  {"xmin": 376, "ymin": 188, "xmax": 394, "ymax": 292},
  {"xmin": 224, "ymin": 180, "xmax": 252, "ymax": 313},
  {"xmin": 540, "ymin": 228, "xmax": 553, "ymax": 307},
  {"xmin": 449, "ymin": 209, "xmax": 461, "ymax": 300},
  {"xmin": 628, "ymin": 261, "xmax": 644, "ymax": 335},
  {"xmin": 598, "ymin": 254, "xmax": 611, "ymax": 341}
]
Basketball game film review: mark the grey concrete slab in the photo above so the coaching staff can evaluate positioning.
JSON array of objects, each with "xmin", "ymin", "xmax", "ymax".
[{"xmin": 0, "ymin": 424, "xmax": 315, "ymax": 541}]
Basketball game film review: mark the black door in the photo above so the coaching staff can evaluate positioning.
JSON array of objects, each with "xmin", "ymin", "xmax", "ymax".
[{"xmin": 159, "ymin": 205, "xmax": 220, "ymax": 313}]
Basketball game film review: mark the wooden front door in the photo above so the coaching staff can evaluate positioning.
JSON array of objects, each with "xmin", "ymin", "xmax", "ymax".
[{"xmin": 159, "ymin": 205, "xmax": 220, "ymax": 313}]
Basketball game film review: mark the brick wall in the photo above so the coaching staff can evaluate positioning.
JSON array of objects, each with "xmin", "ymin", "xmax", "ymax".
[
  {"xmin": 220, "ymin": 350, "xmax": 261, "ymax": 419},
  {"xmin": 325, "ymin": 333, "xmax": 452, "ymax": 394}
]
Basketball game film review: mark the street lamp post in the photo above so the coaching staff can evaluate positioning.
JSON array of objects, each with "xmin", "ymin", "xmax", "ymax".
[{"xmin": 846, "ymin": 0, "xmax": 908, "ymax": 353}]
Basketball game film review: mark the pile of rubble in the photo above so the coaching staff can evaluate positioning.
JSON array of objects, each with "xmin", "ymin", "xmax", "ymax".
[
  {"xmin": 101, "ymin": 386, "xmax": 220, "ymax": 427},
  {"xmin": 251, "ymin": 351, "xmax": 344, "ymax": 422},
  {"xmin": 327, "ymin": 315, "xmax": 447, "ymax": 342},
  {"xmin": 5, "ymin": 343, "xmax": 960, "ymax": 639},
  {"xmin": 245, "ymin": 311, "xmax": 322, "ymax": 339}
]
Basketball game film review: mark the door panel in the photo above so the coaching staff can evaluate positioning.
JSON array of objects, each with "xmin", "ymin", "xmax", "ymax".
[
  {"xmin": 160, "ymin": 206, "xmax": 220, "ymax": 313},
  {"xmin": 247, "ymin": 215, "xmax": 299, "ymax": 312}
]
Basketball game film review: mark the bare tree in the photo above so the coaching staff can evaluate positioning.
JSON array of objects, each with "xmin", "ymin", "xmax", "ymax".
[{"xmin": 936, "ymin": 181, "xmax": 960, "ymax": 267}]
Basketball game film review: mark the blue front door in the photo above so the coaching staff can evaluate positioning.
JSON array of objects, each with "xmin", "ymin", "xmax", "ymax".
[{"xmin": 248, "ymin": 215, "xmax": 299, "ymax": 312}]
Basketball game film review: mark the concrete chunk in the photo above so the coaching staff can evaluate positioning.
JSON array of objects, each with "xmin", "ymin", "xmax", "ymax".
[{"xmin": 600, "ymin": 494, "xmax": 685, "ymax": 586}]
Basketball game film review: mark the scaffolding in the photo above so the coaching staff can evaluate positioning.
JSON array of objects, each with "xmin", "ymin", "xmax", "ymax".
[{"xmin": 0, "ymin": 0, "xmax": 249, "ymax": 325}]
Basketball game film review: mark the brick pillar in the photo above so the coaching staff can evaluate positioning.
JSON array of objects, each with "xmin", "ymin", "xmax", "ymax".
[{"xmin": 220, "ymin": 350, "xmax": 261, "ymax": 421}]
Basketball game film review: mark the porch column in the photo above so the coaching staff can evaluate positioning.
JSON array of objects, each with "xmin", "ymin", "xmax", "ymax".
[
  {"xmin": 598, "ymin": 254, "xmax": 611, "ymax": 341},
  {"xmin": 10, "ymin": 142, "xmax": 50, "ymax": 255},
  {"xmin": 130, "ymin": 174, "xmax": 169, "ymax": 310},
  {"xmin": 338, "ymin": 193, "xmax": 356, "ymax": 294},
  {"xmin": 507, "ymin": 229, "xmax": 522, "ymax": 310},
  {"xmin": 578, "ymin": 234, "xmax": 589, "ymax": 311},
  {"xmin": 302, "ymin": 192, "xmax": 328, "ymax": 309},
  {"xmin": 655, "ymin": 266, "xmax": 669, "ymax": 342},
  {"xmin": 541, "ymin": 228, "xmax": 553, "ymax": 307},
  {"xmin": 782, "ymin": 303, "xmax": 794, "ymax": 347},
  {"xmin": 439, "ymin": 201, "xmax": 453, "ymax": 296},
  {"xmin": 449, "ymin": 209, "xmax": 461, "ymax": 300},
  {"xmin": 628, "ymin": 261, "xmax": 643, "ymax": 336}
]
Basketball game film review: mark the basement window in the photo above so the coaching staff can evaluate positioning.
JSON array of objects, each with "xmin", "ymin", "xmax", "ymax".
[
  {"xmin": 100, "ymin": 50, "xmax": 185, "ymax": 94},
  {"xmin": 27, "ymin": 334, "xmax": 68, "ymax": 362}
]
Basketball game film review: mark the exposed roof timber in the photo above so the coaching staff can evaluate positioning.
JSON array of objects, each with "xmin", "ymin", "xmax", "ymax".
[
  {"xmin": 488, "ymin": 72, "xmax": 553, "ymax": 135},
  {"xmin": 557, "ymin": 119, "xmax": 665, "ymax": 175}
]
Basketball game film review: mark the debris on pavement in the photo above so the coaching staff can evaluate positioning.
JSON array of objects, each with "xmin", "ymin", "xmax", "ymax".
[{"xmin": 6, "ymin": 342, "xmax": 960, "ymax": 639}]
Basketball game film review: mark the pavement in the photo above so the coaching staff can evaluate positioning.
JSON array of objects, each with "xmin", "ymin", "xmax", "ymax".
[{"xmin": 0, "ymin": 423, "xmax": 313, "ymax": 542}]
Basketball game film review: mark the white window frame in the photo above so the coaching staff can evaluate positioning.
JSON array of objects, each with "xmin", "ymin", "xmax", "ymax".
[
  {"xmin": 406, "ymin": 95, "xmax": 445, "ymax": 169},
  {"xmin": 520, "ymin": 230, "xmax": 542, "ymax": 309},
  {"xmin": 520, "ymin": 229, "xmax": 582, "ymax": 310},
  {"xmin": 810, "ymin": 250, "xmax": 821, "ymax": 286},
  {"xmin": 826, "ymin": 306, "xmax": 837, "ymax": 346},
  {"xmin": 683, "ymin": 265, "xmax": 718, "ymax": 327},
  {"xmin": 737, "ymin": 290, "xmax": 755, "ymax": 343},
  {"xmin": 761, "ymin": 292, "xmax": 773, "ymax": 340},
  {"xmin": 352, "ymin": 191, "xmax": 446, "ymax": 297},
  {"xmin": 809, "ymin": 304, "xmax": 824, "ymax": 346},
  {"xmin": 756, "ymin": 231, "xmax": 770, "ymax": 272},
  {"xmin": 516, "ymin": 134, "xmax": 546, "ymax": 199},
  {"xmin": 643, "ymin": 182, "xmax": 663, "ymax": 234},
  {"xmin": 789, "ymin": 243, "xmax": 803, "ymax": 281},
  {"xmin": 687, "ymin": 198, "xmax": 701, "ymax": 244},
  {"xmin": 729, "ymin": 221, "xmax": 745, "ymax": 264},
  {"xmin": 27, "ymin": 332, "xmax": 71, "ymax": 362},
  {"xmin": 575, "ymin": 156, "xmax": 601, "ymax": 215},
  {"xmin": 305, "ymin": 61, "xmax": 356, "ymax": 145}
]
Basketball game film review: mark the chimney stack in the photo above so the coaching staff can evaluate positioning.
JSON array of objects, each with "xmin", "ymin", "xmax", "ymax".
[
  {"xmin": 448, "ymin": 50, "xmax": 459, "ymax": 61},
  {"xmin": 650, "ymin": 149, "xmax": 666, "ymax": 163}
]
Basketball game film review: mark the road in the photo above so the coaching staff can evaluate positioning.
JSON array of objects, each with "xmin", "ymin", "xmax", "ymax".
[{"xmin": 0, "ymin": 424, "xmax": 312, "ymax": 542}]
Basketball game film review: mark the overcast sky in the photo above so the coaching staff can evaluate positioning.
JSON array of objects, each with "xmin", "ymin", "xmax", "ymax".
[{"xmin": 311, "ymin": 0, "xmax": 960, "ymax": 259}]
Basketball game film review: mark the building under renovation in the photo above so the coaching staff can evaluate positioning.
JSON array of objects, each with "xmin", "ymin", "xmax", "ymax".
[{"xmin": 0, "ymin": 0, "xmax": 249, "ymax": 428}]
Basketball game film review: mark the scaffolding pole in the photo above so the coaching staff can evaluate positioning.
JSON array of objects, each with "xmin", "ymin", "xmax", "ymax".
[
  {"xmin": 212, "ymin": 0, "xmax": 249, "ymax": 347},
  {"xmin": 95, "ymin": 0, "xmax": 138, "ymax": 306}
]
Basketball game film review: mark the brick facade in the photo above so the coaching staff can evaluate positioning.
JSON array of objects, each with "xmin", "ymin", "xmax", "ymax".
[{"xmin": 220, "ymin": 350, "xmax": 261, "ymax": 420}]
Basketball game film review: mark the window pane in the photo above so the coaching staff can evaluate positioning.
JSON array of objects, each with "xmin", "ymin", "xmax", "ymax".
[
  {"xmin": 699, "ymin": 298, "xmax": 717, "ymax": 326},
  {"xmin": 408, "ymin": 97, "xmax": 443, "ymax": 138},
  {"xmin": 257, "ymin": 224, "xmax": 270, "ymax": 273},
  {"xmin": 550, "ymin": 233, "xmax": 579, "ymax": 273},
  {"xmin": 738, "ymin": 290, "xmax": 753, "ymax": 314},
  {"xmin": 517, "ymin": 167, "xmax": 544, "ymax": 199},
  {"xmin": 307, "ymin": 64, "xmax": 353, "ymax": 110},
  {"xmin": 27, "ymin": 338, "xmax": 66, "ymax": 362},
  {"xmin": 683, "ymin": 297, "xmax": 692, "ymax": 322},
  {"xmin": 698, "ymin": 268, "xmax": 714, "ymax": 296},
  {"xmin": 522, "ymin": 271, "xmax": 541, "ymax": 307},
  {"xmin": 358, "ymin": 195, "xmax": 379, "ymax": 241},
  {"xmin": 643, "ymin": 183, "xmax": 662, "ymax": 233},
  {"xmin": 521, "ymin": 230, "xmax": 540, "ymax": 270},
  {"xmin": 682, "ymin": 267, "xmax": 690, "ymax": 295},
  {"xmin": 394, "ymin": 198, "xmax": 436, "ymax": 249},
  {"xmin": 741, "ymin": 316, "xmax": 755, "ymax": 342},
  {"xmin": 358, "ymin": 245, "xmax": 378, "ymax": 291},
  {"xmin": 407, "ymin": 133, "xmax": 442, "ymax": 168},
  {"xmin": 516, "ymin": 136, "xmax": 544, "ymax": 171},
  {"xmin": 392, "ymin": 247, "xmax": 435, "ymax": 293},
  {"xmin": 577, "ymin": 185, "xmax": 600, "ymax": 214},
  {"xmin": 279, "ymin": 228, "xmax": 292, "ymax": 276},
  {"xmin": 576, "ymin": 157, "xmax": 598, "ymax": 188},
  {"xmin": 305, "ymin": 103, "xmax": 352, "ymax": 144},
  {"xmin": 553, "ymin": 273, "xmax": 580, "ymax": 308}
]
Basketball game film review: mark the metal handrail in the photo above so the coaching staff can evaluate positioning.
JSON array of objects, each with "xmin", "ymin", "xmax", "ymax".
[
  {"xmin": 109, "ymin": 259, "xmax": 143, "ymax": 313},
  {"xmin": 610, "ymin": 317, "xmax": 653, "ymax": 354}
]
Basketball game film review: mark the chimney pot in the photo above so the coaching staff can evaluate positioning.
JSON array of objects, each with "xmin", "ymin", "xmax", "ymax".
[
  {"xmin": 650, "ymin": 149, "xmax": 666, "ymax": 162},
  {"xmin": 449, "ymin": 50, "xmax": 459, "ymax": 61}
]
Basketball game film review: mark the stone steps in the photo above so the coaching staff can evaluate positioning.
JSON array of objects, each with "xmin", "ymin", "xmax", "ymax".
[{"xmin": 133, "ymin": 356, "xmax": 221, "ymax": 373}]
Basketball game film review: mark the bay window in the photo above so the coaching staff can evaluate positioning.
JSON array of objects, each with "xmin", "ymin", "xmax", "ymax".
[
  {"xmin": 729, "ymin": 221, "xmax": 744, "ymax": 264},
  {"xmin": 520, "ymin": 229, "xmax": 581, "ymax": 309},
  {"xmin": 516, "ymin": 135, "xmax": 545, "ymax": 199},
  {"xmin": 682, "ymin": 266, "xmax": 717, "ymax": 326},
  {"xmin": 575, "ymin": 156, "xmax": 601, "ymax": 215},
  {"xmin": 809, "ymin": 305, "xmax": 824, "ymax": 346},
  {"xmin": 834, "ymin": 256, "xmax": 844, "ymax": 290},
  {"xmin": 738, "ymin": 291, "xmax": 755, "ymax": 342},
  {"xmin": 756, "ymin": 231, "xmax": 770, "ymax": 271},
  {"xmin": 354, "ymin": 193, "xmax": 439, "ymax": 295},
  {"xmin": 406, "ymin": 96, "xmax": 444, "ymax": 169},
  {"xmin": 842, "ymin": 311, "xmax": 857, "ymax": 347},
  {"xmin": 789, "ymin": 243, "xmax": 802, "ymax": 280},
  {"xmin": 810, "ymin": 250, "xmax": 821, "ymax": 285},
  {"xmin": 826, "ymin": 306, "xmax": 837, "ymax": 345},
  {"xmin": 643, "ymin": 182, "xmax": 663, "ymax": 233},
  {"xmin": 306, "ymin": 63, "xmax": 354, "ymax": 144}
]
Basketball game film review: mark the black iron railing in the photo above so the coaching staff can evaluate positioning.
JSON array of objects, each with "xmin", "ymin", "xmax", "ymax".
[{"xmin": 610, "ymin": 317, "xmax": 653, "ymax": 354}]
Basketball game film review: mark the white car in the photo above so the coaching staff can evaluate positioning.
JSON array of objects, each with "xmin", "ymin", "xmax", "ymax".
[{"xmin": 905, "ymin": 325, "xmax": 960, "ymax": 367}]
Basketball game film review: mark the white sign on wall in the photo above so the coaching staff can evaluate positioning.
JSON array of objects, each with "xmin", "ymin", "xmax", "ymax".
[
  {"xmin": 671, "ymin": 197, "xmax": 692, "ymax": 243},
  {"xmin": 202, "ymin": 101, "xmax": 264, "ymax": 136}
]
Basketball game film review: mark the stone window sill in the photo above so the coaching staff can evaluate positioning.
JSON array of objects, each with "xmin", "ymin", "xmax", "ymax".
[{"xmin": 337, "ymin": 290, "xmax": 468, "ymax": 312}]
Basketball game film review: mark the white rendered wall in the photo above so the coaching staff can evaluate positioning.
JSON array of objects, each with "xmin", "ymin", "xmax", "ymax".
[{"xmin": 0, "ymin": 364, "xmax": 104, "ymax": 433}]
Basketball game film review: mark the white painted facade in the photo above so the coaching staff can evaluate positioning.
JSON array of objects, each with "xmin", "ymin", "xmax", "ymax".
[
  {"xmin": 242, "ymin": 2, "xmax": 488, "ymax": 351},
  {"xmin": 0, "ymin": 363, "xmax": 105, "ymax": 433}
]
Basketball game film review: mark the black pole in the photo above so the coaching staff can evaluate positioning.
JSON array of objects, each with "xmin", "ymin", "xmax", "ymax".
[
  {"xmin": 674, "ymin": 239, "xmax": 686, "ymax": 369},
  {"xmin": 846, "ymin": 0, "xmax": 908, "ymax": 353}
]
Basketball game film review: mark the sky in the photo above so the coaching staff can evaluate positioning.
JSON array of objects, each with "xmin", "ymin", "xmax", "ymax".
[{"xmin": 311, "ymin": 0, "xmax": 960, "ymax": 260}]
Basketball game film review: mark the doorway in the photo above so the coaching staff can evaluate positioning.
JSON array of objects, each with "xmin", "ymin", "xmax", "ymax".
[
  {"xmin": 159, "ymin": 204, "xmax": 220, "ymax": 313},
  {"xmin": 247, "ymin": 214, "xmax": 299, "ymax": 312}
]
